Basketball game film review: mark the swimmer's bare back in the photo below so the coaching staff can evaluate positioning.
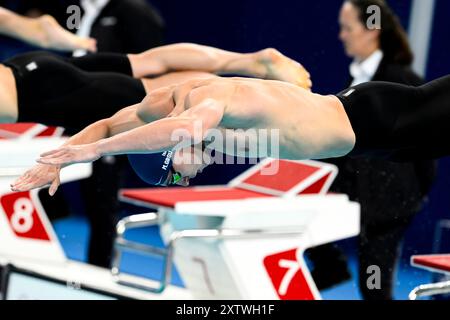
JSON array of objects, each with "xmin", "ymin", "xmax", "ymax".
[
  {"xmin": 146, "ymin": 77, "xmax": 356, "ymax": 160},
  {"xmin": 0, "ymin": 64, "xmax": 18, "ymax": 123}
]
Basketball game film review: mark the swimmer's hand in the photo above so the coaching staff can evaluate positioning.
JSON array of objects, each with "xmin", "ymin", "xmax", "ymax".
[
  {"xmin": 37, "ymin": 143, "xmax": 101, "ymax": 166},
  {"xmin": 37, "ymin": 15, "xmax": 97, "ymax": 52},
  {"xmin": 10, "ymin": 164, "xmax": 61, "ymax": 196}
]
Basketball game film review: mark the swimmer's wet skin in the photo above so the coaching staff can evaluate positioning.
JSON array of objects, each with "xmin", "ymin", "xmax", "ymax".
[{"xmin": 29, "ymin": 73, "xmax": 450, "ymax": 184}]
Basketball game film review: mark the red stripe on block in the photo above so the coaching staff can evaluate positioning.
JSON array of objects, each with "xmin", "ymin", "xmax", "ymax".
[
  {"xmin": 242, "ymin": 160, "xmax": 321, "ymax": 193},
  {"xmin": 121, "ymin": 187, "xmax": 271, "ymax": 208}
]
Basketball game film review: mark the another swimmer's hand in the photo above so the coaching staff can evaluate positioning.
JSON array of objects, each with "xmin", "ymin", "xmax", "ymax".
[
  {"xmin": 37, "ymin": 15, "xmax": 97, "ymax": 52},
  {"xmin": 10, "ymin": 164, "xmax": 61, "ymax": 196},
  {"xmin": 37, "ymin": 143, "xmax": 101, "ymax": 166}
]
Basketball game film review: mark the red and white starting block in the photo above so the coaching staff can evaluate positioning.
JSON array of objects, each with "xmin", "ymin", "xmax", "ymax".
[
  {"xmin": 0, "ymin": 128, "xmax": 360, "ymax": 300},
  {"xmin": 0, "ymin": 124, "xmax": 91, "ymax": 263},
  {"xmin": 115, "ymin": 158, "xmax": 360, "ymax": 300},
  {"xmin": 0, "ymin": 123, "xmax": 192, "ymax": 300},
  {"xmin": 409, "ymin": 254, "xmax": 450, "ymax": 299},
  {"xmin": 0, "ymin": 123, "xmax": 64, "ymax": 140},
  {"xmin": 0, "ymin": 123, "xmax": 89, "ymax": 179}
]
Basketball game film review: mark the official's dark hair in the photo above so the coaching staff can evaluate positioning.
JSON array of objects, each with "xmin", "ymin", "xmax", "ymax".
[{"xmin": 347, "ymin": 0, "xmax": 413, "ymax": 65}]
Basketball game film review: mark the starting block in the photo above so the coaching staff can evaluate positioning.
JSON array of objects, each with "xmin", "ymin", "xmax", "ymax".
[
  {"xmin": 115, "ymin": 159, "xmax": 360, "ymax": 300},
  {"xmin": 0, "ymin": 123, "xmax": 90, "ymax": 179},
  {"xmin": 409, "ymin": 254, "xmax": 450, "ymax": 300},
  {"xmin": 0, "ymin": 123, "xmax": 192, "ymax": 300},
  {"xmin": 0, "ymin": 123, "xmax": 92, "ymax": 262}
]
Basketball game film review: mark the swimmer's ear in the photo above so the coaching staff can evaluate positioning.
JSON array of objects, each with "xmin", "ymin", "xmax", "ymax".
[{"xmin": 176, "ymin": 177, "xmax": 190, "ymax": 187}]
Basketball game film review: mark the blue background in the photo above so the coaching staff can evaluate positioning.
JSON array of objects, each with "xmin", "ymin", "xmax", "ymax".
[{"xmin": 1, "ymin": 0, "xmax": 450, "ymax": 299}]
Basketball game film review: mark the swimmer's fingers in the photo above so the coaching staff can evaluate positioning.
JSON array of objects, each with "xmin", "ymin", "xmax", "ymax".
[
  {"xmin": 11, "ymin": 164, "xmax": 61, "ymax": 192},
  {"xmin": 10, "ymin": 180, "xmax": 27, "ymax": 191},
  {"xmin": 11, "ymin": 171, "xmax": 31, "ymax": 187},
  {"xmin": 38, "ymin": 154, "xmax": 72, "ymax": 166},
  {"xmin": 40, "ymin": 148, "xmax": 66, "ymax": 158},
  {"xmin": 49, "ymin": 175, "xmax": 61, "ymax": 196},
  {"xmin": 11, "ymin": 181, "xmax": 42, "ymax": 192},
  {"xmin": 10, "ymin": 167, "xmax": 40, "ymax": 190},
  {"xmin": 12, "ymin": 176, "xmax": 49, "ymax": 192}
]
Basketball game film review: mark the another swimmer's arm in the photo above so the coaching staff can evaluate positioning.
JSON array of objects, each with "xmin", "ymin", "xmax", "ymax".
[
  {"xmin": 0, "ymin": 7, "xmax": 96, "ymax": 51},
  {"xmin": 128, "ymin": 43, "xmax": 266, "ymax": 79}
]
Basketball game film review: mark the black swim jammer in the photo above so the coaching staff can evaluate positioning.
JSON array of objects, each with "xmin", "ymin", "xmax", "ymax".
[
  {"xmin": 336, "ymin": 75, "xmax": 450, "ymax": 161},
  {"xmin": 3, "ymin": 51, "xmax": 146, "ymax": 134}
]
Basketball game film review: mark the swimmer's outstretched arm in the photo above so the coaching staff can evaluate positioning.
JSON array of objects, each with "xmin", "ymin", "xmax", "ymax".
[
  {"xmin": 10, "ymin": 77, "xmax": 216, "ymax": 194},
  {"xmin": 11, "ymin": 103, "xmax": 146, "ymax": 194},
  {"xmin": 37, "ymin": 99, "xmax": 225, "ymax": 167},
  {"xmin": 0, "ymin": 7, "xmax": 96, "ymax": 52},
  {"xmin": 128, "ymin": 43, "xmax": 312, "ymax": 89}
]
